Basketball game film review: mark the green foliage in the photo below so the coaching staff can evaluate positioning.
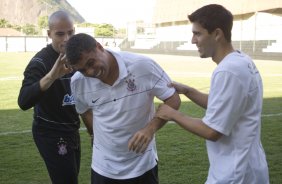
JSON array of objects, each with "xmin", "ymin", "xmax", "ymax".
[
  {"xmin": 95, "ymin": 23, "xmax": 115, "ymax": 37},
  {"xmin": 11, "ymin": 24, "xmax": 22, "ymax": 32},
  {"xmin": 0, "ymin": 18, "xmax": 9, "ymax": 28},
  {"xmin": 0, "ymin": 18, "xmax": 39, "ymax": 35},
  {"xmin": 38, "ymin": 16, "xmax": 48, "ymax": 29},
  {"xmin": 78, "ymin": 22, "xmax": 99, "ymax": 27},
  {"xmin": 77, "ymin": 22, "xmax": 126, "ymax": 37},
  {"xmin": 21, "ymin": 24, "xmax": 39, "ymax": 35}
]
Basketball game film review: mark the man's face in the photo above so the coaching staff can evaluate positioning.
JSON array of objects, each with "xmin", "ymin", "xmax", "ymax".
[
  {"xmin": 72, "ymin": 45, "xmax": 110, "ymax": 80},
  {"xmin": 48, "ymin": 19, "xmax": 74, "ymax": 54},
  {"xmin": 191, "ymin": 22, "xmax": 216, "ymax": 58}
]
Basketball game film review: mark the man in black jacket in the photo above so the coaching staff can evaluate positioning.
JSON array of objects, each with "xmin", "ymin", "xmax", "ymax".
[{"xmin": 18, "ymin": 10, "xmax": 92, "ymax": 184}]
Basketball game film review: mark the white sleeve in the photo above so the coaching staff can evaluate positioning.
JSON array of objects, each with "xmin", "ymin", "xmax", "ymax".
[
  {"xmin": 203, "ymin": 71, "xmax": 246, "ymax": 135},
  {"xmin": 150, "ymin": 60, "xmax": 175, "ymax": 100}
]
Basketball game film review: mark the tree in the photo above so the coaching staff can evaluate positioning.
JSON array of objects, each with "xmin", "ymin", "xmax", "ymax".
[
  {"xmin": 0, "ymin": 19, "xmax": 9, "ymax": 28},
  {"xmin": 22, "ymin": 24, "xmax": 38, "ymax": 35},
  {"xmin": 95, "ymin": 24, "xmax": 115, "ymax": 37},
  {"xmin": 38, "ymin": 16, "xmax": 48, "ymax": 29}
]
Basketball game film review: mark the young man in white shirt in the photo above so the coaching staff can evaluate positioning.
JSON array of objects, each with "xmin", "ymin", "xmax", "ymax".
[
  {"xmin": 65, "ymin": 33, "xmax": 180, "ymax": 184},
  {"xmin": 155, "ymin": 4, "xmax": 269, "ymax": 184}
]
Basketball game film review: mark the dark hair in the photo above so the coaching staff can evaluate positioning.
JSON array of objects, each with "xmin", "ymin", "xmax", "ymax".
[
  {"xmin": 188, "ymin": 4, "xmax": 233, "ymax": 42},
  {"xmin": 65, "ymin": 33, "xmax": 97, "ymax": 65}
]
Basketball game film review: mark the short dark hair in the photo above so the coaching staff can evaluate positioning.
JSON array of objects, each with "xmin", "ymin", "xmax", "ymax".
[
  {"xmin": 188, "ymin": 4, "xmax": 233, "ymax": 42},
  {"xmin": 65, "ymin": 33, "xmax": 97, "ymax": 65}
]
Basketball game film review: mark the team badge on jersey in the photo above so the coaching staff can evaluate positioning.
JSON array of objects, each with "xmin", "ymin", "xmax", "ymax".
[
  {"xmin": 62, "ymin": 94, "xmax": 75, "ymax": 106},
  {"xmin": 126, "ymin": 78, "xmax": 136, "ymax": 91},
  {"xmin": 57, "ymin": 137, "xmax": 67, "ymax": 156},
  {"xmin": 248, "ymin": 62, "xmax": 259, "ymax": 74}
]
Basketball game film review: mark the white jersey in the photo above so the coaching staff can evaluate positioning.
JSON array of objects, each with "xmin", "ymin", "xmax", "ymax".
[
  {"xmin": 71, "ymin": 50, "xmax": 175, "ymax": 179},
  {"xmin": 202, "ymin": 51, "xmax": 269, "ymax": 184}
]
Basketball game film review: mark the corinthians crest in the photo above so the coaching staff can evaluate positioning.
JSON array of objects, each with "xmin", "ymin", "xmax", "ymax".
[
  {"xmin": 125, "ymin": 72, "xmax": 137, "ymax": 92},
  {"xmin": 126, "ymin": 78, "xmax": 136, "ymax": 91},
  {"xmin": 57, "ymin": 137, "xmax": 67, "ymax": 156}
]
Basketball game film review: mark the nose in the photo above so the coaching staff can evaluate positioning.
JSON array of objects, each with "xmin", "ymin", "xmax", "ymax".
[
  {"xmin": 64, "ymin": 34, "xmax": 70, "ymax": 41},
  {"xmin": 191, "ymin": 35, "xmax": 197, "ymax": 44}
]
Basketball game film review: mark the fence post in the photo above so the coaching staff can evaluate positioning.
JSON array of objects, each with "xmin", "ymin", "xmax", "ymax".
[
  {"xmin": 5, "ymin": 36, "xmax": 8, "ymax": 52},
  {"xmin": 24, "ymin": 37, "xmax": 27, "ymax": 52}
]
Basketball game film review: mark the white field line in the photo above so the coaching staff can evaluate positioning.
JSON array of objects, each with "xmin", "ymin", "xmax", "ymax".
[
  {"xmin": 0, "ymin": 76, "xmax": 22, "ymax": 81},
  {"xmin": 1, "ymin": 113, "xmax": 282, "ymax": 136}
]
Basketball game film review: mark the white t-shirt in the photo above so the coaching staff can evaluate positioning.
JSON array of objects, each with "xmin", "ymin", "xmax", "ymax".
[
  {"xmin": 71, "ymin": 50, "xmax": 175, "ymax": 179},
  {"xmin": 202, "ymin": 51, "xmax": 269, "ymax": 184}
]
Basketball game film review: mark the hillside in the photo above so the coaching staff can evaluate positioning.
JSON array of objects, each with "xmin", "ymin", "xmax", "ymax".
[{"xmin": 0, "ymin": 0, "xmax": 85, "ymax": 25}]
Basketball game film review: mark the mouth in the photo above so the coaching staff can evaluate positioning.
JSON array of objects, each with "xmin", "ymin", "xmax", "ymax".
[{"xmin": 197, "ymin": 47, "xmax": 201, "ymax": 52}]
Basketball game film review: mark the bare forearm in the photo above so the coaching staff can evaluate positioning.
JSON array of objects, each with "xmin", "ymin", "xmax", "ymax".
[
  {"xmin": 171, "ymin": 110, "xmax": 221, "ymax": 141},
  {"xmin": 150, "ymin": 92, "xmax": 181, "ymax": 132},
  {"xmin": 185, "ymin": 87, "xmax": 208, "ymax": 109},
  {"xmin": 39, "ymin": 73, "xmax": 56, "ymax": 91}
]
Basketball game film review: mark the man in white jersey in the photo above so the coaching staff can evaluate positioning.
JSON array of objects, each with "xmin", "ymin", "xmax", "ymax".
[
  {"xmin": 65, "ymin": 33, "xmax": 180, "ymax": 184},
  {"xmin": 155, "ymin": 4, "xmax": 269, "ymax": 184}
]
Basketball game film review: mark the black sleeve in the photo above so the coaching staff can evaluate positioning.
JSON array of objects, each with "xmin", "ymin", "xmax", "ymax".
[{"xmin": 18, "ymin": 57, "xmax": 47, "ymax": 110}]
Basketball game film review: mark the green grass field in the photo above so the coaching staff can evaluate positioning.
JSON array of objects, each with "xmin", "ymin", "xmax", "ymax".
[{"xmin": 0, "ymin": 52, "xmax": 281, "ymax": 184}]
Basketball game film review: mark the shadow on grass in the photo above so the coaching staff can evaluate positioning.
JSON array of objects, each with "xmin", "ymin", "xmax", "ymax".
[
  {"xmin": 0, "ymin": 97, "xmax": 281, "ymax": 184},
  {"xmin": 155, "ymin": 97, "xmax": 282, "ymax": 184}
]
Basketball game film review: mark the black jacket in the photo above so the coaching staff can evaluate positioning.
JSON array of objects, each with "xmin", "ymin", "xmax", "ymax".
[{"xmin": 18, "ymin": 44, "xmax": 80, "ymax": 134}]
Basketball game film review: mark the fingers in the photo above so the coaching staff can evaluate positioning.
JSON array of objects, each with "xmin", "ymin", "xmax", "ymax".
[
  {"xmin": 155, "ymin": 104, "xmax": 171, "ymax": 121},
  {"xmin": 58, "ymin": 54, "xmax": 73, "ymax": 73},
  {"xmin": 170, "ymin": 81, "xmax": 187, "ymax": 94},
  {"xmin": 61, "ymin": 54, "xmax": 66, "ymax": 61},
  {"xmin": 56, "ymin": 53, "xmax": 64, "ymax": 62},
  {"xmin": 167, "ymin": 83, "xmax": 173, "ymax": 88},
  {"xmin": 128, "ymin": 134, "xmax": 150, "ymax": 153},
  {"xmin": 50, "ymin": 54, "xmax": 73, "ymax": 79}
]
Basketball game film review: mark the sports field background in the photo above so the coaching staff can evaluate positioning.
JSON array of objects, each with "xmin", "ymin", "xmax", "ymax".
[{"xmin": 0, "ymin": 52, "xmax": 281, "ymax": 184}]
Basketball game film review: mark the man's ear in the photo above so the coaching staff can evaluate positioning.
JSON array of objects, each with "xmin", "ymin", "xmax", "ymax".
[
  {"xmin": 47, "ymin": 30, "xmax": 51, "ymax": 38},
  {"xmin": 214, "ymin": 28, "xmax": 224, "ymax": 42},
  {"xmin": 96, "ymin": 42, "xmax": 104, "ymax": 51}
]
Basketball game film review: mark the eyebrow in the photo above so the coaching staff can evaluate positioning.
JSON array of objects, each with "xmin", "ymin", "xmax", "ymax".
[{"xmin": 192, "ymin": 31, "xmax": 200, "ymax": 34}]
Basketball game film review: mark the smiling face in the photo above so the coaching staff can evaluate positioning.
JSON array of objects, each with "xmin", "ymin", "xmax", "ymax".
[
  {"xmin": 191, "ymin": 22, "xmax": 217, "ymax": 59},
  {"xmin": 72, "ymin": 44, "xmax": 110, "ymax": 80}
]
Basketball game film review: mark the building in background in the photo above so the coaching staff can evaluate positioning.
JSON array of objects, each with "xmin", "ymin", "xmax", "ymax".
[{"xmin": 124, "ymin": 0, "xmax": 282, "ymax": 60}]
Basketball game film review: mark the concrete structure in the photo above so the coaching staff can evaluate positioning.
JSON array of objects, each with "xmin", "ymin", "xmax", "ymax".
[{"xmin": 122, "ymin": 0, "xmax": 282, "ymax": 60}]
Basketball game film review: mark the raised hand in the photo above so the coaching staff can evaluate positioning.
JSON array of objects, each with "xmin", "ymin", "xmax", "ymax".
[
  {"xmin": 49, "ymin": 54, "xmax": 73, "ymax": 80},
  {"xmin": 40, "ymin": 54, "xmax": 73, "ymax": 91}
]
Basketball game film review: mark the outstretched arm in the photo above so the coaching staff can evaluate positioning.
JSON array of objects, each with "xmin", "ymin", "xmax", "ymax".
[
  {"xmin": 155, "ymin": 104, "xmax": 222, "ymax": 141},
  {"xmin": 171, "ymin": 81, "xmax": 208, "ymax": 109}
]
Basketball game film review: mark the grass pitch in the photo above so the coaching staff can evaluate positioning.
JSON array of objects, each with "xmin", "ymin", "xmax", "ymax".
[{"xmin": 0, "ymin": 52, "xmax": 281, "ymax": 184}]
